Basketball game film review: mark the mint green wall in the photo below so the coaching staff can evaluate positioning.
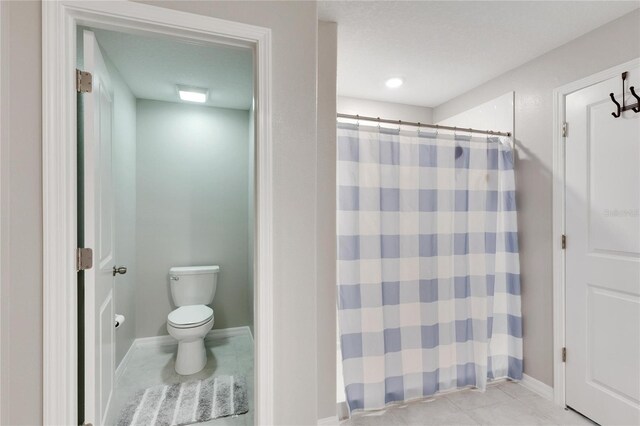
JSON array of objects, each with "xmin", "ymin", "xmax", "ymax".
[{"xmin": 135, "ymin": 99, "xmax": 251, "ymax": 337}]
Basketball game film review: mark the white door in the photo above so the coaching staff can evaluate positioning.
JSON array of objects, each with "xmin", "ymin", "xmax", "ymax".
[
  {"xmin": 83, "ymin": 29, "xmax": 116, "ymax": 426},
  {"xmin": 565, "ymin": 65, "xmax": 640, "ymax": 425}
]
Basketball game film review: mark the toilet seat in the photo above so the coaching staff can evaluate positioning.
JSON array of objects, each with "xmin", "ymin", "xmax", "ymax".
[{"xmin": 168, "ymin": 305, "xmax": 213, "ymax": 329}]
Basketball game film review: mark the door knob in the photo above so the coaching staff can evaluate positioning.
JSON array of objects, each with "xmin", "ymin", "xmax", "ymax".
[{"xmin": 113, "ymin": 266, "xmax": 127, "ymax": 276}]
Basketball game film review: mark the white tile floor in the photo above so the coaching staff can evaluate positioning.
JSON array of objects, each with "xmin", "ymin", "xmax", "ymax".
[
  {"xmin": 107, "ymin": 333, "xmax": 254, "ymax": 426},
  {"xmin": 110, "ymin": 337, "xmax": 592, "ymax": 426},
  {"xmin": 340, "ymin": 382, "xmax": 595, "ymax": 426}
]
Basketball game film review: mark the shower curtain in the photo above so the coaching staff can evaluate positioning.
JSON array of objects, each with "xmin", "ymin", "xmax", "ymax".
[{"xmin": 337, "ymin": 123, "xmax": 522, "ymax": 413}]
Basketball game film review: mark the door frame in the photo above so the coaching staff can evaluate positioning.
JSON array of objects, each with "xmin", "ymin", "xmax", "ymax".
[
  {"xmin": 551, "ymin": 57, "xmax": 640, "ymax": 408},
  {"xmin": 42, "ymin": 2, "xmax": 273, "ymax": 425}
]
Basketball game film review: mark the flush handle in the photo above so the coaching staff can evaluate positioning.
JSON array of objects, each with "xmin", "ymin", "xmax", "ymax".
[{"xmin": 113, "ymin": 266, "xmax": 127, "ymax": 276}]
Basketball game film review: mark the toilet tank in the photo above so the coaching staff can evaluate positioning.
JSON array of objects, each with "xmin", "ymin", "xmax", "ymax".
[{"xmin": 169, "ymin": 265, "xmax": 220, "ymax": 307}]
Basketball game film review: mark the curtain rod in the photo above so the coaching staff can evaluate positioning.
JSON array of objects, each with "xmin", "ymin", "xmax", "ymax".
[{"xmin": 337, "ymin": 113, "xmax": 512, "ymax": 137}]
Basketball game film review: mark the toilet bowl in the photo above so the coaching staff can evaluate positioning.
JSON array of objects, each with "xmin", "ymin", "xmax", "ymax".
[
  {"xmin": 167, "ymin": 265, "xmax": 219, "ymax": 375},
  {"xmin": 167, "ymin": 305, "xmax": 214, "ymax": 375}
]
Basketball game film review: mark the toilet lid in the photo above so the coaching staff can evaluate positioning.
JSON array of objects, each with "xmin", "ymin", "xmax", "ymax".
[{"xmin": 168, "ymin": 305, "xmax": 213, "ymax": 328}]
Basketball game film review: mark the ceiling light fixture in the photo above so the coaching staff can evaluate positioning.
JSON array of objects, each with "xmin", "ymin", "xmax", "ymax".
[
  {"xmin": 385, "ymin": 77, "xmax": 404, "ymax": 89},
  {"xmin": 177, "ymin": 85, "xmax": 208, "ymax": 103}
]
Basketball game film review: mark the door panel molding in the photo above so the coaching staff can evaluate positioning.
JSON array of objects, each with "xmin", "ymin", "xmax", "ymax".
[
  {"xmin": 552, "ymin": 57, "xmax": 640, "ymax": 408},
  {"xmin": 42, "ymin": 2, "xmax": 273, "ymax": 425},
  {"xmin": 586, "ymin": 284, "xmax": 639, "ymax": 405}
]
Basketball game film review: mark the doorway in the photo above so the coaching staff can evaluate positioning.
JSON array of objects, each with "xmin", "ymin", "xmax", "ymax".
[
  {"xmin": 553, "ymin": 59, "xmax": 640, "ymax": 426},
  {"xmin": 78, "ymin": 26, "xmax": 256, "ymax": 425},
  {"xmin": 42, "ymin": 3, "xmax": 273, "ymax": 425}
]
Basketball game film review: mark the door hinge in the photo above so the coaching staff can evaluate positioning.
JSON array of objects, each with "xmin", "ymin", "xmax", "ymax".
[
  {"xmin": 561, "ymin": 234, "xmax": 567, "ymax": 250},
  {"xmin": 76, "ymin": 69, "xmax": 93, "ymax": 93},
  {"xmin": 76, "ymin": 247, "xmax": 93, "ymax": 271},
  {"xmin": 562, "ymin": 122, "xmax": 568, "ymax": 138},
  {"xmin": 562, "ymin": 347, "xmax": 567, "ymax": 363}
]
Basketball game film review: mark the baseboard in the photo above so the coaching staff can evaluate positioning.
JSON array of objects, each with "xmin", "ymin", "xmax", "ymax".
[
  {"xmin": 133, "ymin": 325, "xmax": 253, "ymax": 349},
  {"xmin": 205, "ymin": 325, "xmax": 252, "ymax": 341},
  {"xmin": 521, "ymin": 373, "xmax": 554, "ymax": 401},
  {"xmin": 134, "ymin": 333, "xmax": 177, "ymax": 348},
  {"xmin": 317, "ymin": 416, "xmax": 339, "ymax": 425},
  {"xmin": 115, "ymin": 338, "xmax": 137, "ymax": 386}
]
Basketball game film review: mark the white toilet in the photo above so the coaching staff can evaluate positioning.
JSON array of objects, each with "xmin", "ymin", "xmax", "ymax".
[{"xmin": 167, "ymin": 265, "xmax": 220, "ymax": 375}]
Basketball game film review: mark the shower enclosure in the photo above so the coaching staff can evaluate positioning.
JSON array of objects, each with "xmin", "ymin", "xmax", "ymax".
[{"xmin": 337, "ymin": 121, "xmax": 522, "ymax": 413}]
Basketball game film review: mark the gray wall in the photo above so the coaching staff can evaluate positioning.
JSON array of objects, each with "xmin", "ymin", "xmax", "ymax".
[
  {"xmin": 317, "ymin": 21, "xmax": 337, "ymax": 420},
  {"xmin": 434, "ymin": 9, "xmax": 640, "ymax": 387},
  {"xmin": 338, "ymin": 96, "xmax": 433, "ymax": 124},
  {"xmin": 106, "ymin": 55, "xmax": 138, "ymax": 366},
  {"xmin": 135, "ymin": 99, "xmax": 251, "ymax": 337},
  {"xmin": 0, "ymin": 2, "xmax": 43, "ymax": 425}
]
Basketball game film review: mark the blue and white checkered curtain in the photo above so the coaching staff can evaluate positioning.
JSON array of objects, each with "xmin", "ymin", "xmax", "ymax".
[{"xmin": 337, "ymin": 123, "xmax": 523, "ymax": 413}]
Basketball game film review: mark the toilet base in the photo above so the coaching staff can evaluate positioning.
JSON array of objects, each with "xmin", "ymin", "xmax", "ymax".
[
  {"xmin": 167, "ymin": 315, "xmax": 213, "ymax": 375},
  {"xmin": 175, "ymin": 338, "xmax": 207, "ymax": 375}
]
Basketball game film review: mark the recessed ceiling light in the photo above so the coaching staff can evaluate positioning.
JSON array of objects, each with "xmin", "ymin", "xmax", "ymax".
[
  {"xmin": 177, "ymin": 85, "xmax": 208, "ymax": 103},
  {"xmin": 385, "ymin": 77, "xmax": 404, "ymax": 88}
]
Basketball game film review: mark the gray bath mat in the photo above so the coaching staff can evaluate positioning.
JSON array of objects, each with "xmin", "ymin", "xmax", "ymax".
[{"xmin": 117, "ymin": 375, "xmax": 248, "ymax": 426}]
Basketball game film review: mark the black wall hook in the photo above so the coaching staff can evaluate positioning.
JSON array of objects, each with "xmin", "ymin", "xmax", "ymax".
[
  {"xmin": 610, "ymin": 93, "xmax": 622, "ymax": 118},
  {"xmin": 630, "ymin": 86, "xmax": 640, "ymax": 113},
  {"xmin": 610, "ymin": 72, "xmax": 640, "ymax": 117},
  {"xmin": 610, "ymin": 72, "xmax": 627, "ymax": 118}
]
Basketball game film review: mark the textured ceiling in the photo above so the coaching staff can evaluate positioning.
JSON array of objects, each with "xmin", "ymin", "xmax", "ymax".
[
  {"xmin": 92, "ymin": 29, "xmax": 253, "ymax": 110},
  {"xmin": 319, "ymin": 1, "xmax": 639, "ymax": 107}
]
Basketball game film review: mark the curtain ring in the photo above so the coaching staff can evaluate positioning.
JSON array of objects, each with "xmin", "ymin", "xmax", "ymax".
[
  {"xmin": 356, "ymin": 114, "xmax": 360, "ymax": 127},
  {"xmin": 377, "ymin": 117, "xmax": 381, "ymax": 131},
  {"xmin": 398, "ymin": 119, "xmax": 402, "ymax": 132},
  {"xmin": 417, "ymin": 122, "xmax": 421, "ymax": 136}
]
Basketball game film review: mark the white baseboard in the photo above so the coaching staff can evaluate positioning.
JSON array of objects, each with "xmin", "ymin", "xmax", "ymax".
[
  {"xmin": 318, "ymin": 416, "xmax": 339, "ymax": 425},
  {"xmin": 115, "ymin": 326, "xmax": 252, "ymax": 384},
  {"xmin": 133, "ymin": 325, "xmax": 252, "ymax": 349},
  {"xmin": 115, "ymin": 337, "xmax": 137, "ymax": 386},
  {"xmin": 133, "ymin": 333, "xmax": 176, "ymax": 348},
  {"xmin": 206, "ymin": 325, "xmax": 253, "ymax": 341},
  {"xmin": 521, "ymin": 373, "xmax": 554, "ymax": 401}
]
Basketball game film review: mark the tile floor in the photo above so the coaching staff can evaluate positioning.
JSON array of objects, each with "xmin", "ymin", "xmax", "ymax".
[
  {"xmin": 110, "ymin": 338, "xmax": 592, "ymax": 426},
  {"xmin": 340, "ymin": 382, "xmax": 595, "ymax": 426},
  {"xmin": 107, "ymin": 333, "xmax": 254, "ymax": 426}
]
